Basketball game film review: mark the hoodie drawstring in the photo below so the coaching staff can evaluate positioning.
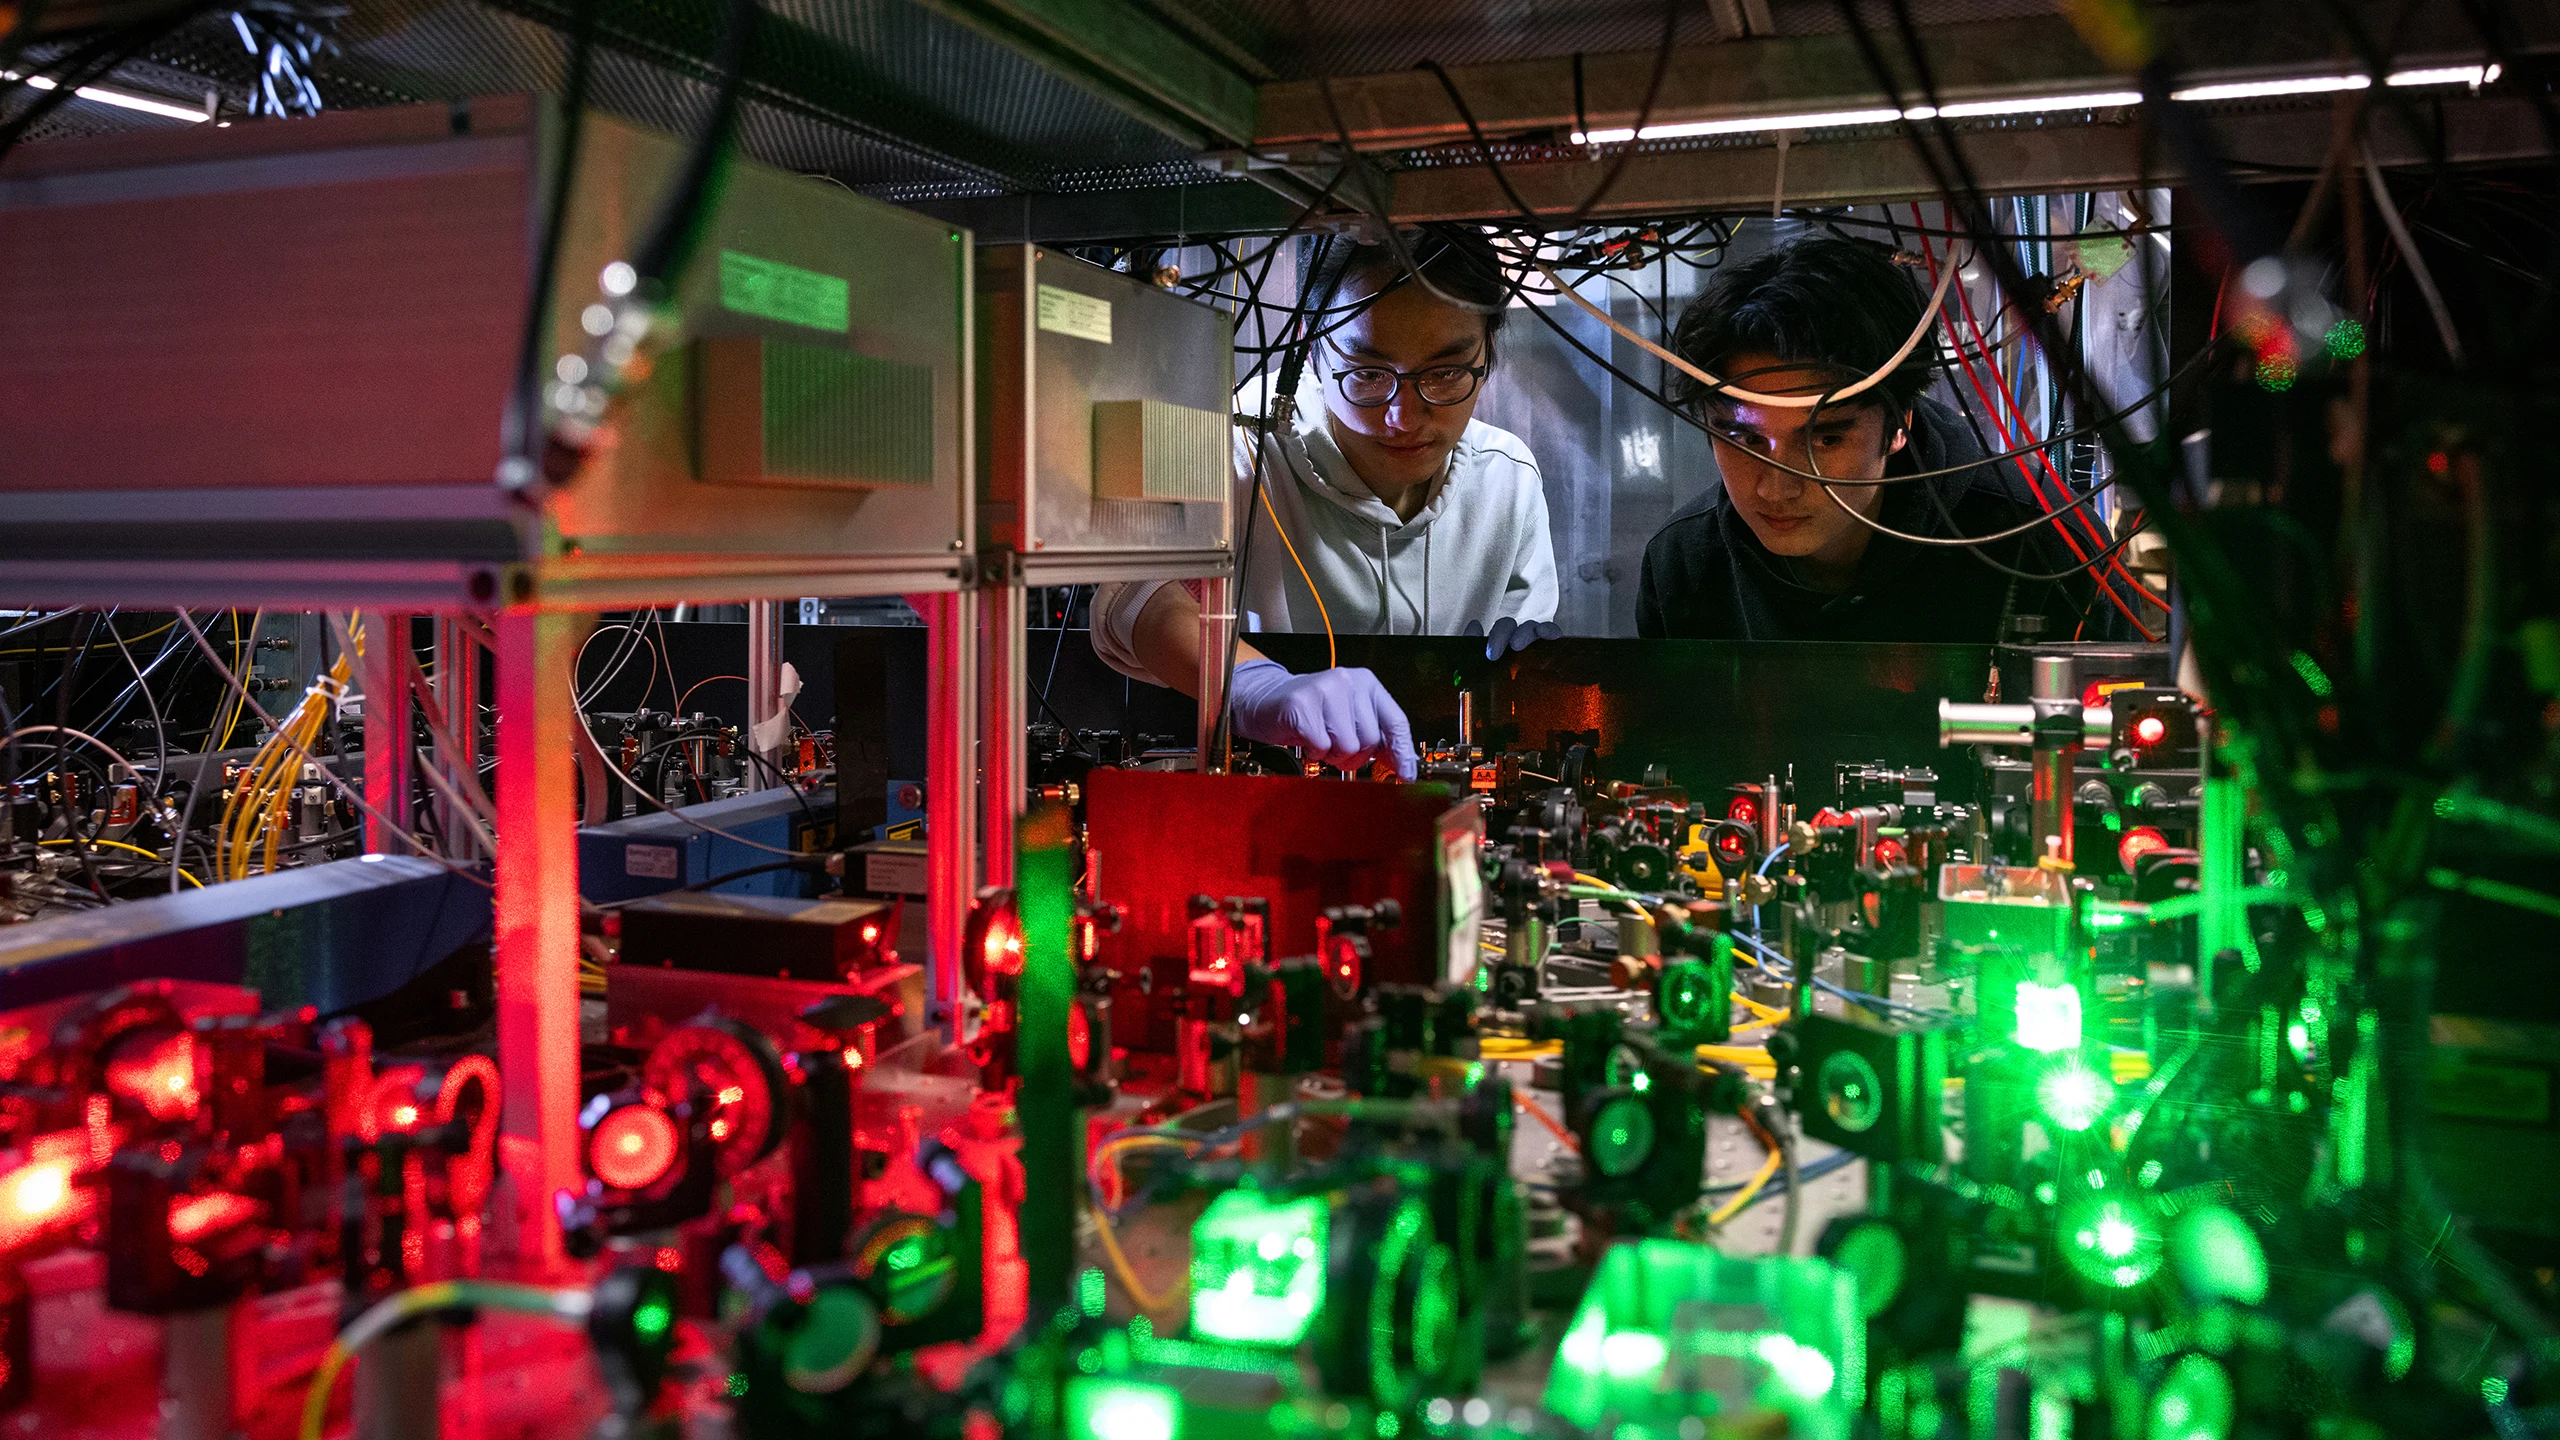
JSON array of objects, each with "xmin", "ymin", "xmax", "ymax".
[
  {"xmin": 1324, "ymin": 441, "xmax": 1458, "ymax": 635},
  {"xmin": 1371, "ymin": 527, "xmax": 1432, "ymax": 635},
  {"xmin": 1374, "ymin": 527, "xmax": 1390, "ymax": 633}
]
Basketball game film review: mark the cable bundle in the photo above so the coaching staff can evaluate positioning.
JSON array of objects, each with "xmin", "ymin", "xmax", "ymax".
[{"xmin": 218, "ymin": 616, "xmax": 359, "ymax": 881}]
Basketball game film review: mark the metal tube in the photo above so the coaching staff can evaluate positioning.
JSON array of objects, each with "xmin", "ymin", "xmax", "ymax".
[
  {"xmin": 980, "ymin": 553, "xmax": 1025, "ymax": 891},
  {"xmin": 432, "ymin": 617, "xmax": 481, "ymax": 851},
  {"xmin": 1508, "ymin": 912, "xmax": 1548, "ymax": 971},
  {"xmin": 1939, "ymin": 700, "xmax": 2035, "ymax": 747},
  {"xmin": 1783, "ymin": 894, "xmax": 1813, "ymax": 1019},
  {"xmin": 2032, "ymin": 746, "xmax": 2075, "ymax": 867},
  {"xmin": 352, "ymin": 1319, "xmax": 441, "ymax": 1440},
  {"xmin": 2030, "ymin": 653, "xmax": 2074, "ymax": 703},
  {"xmin": 747, "ymin": 600, "xmax": 786, "ymax": 774},
  {"xmin": 1941, "ymin": 699, "xmax": 2114, "ymax": 748},
  {"xmin": 911, "ymin": 589, "xmax": 979, "ymax": 1022},
  {"xmin": 1238, "ymin": 1069, "xmax": 1296, "ymax": 1170},
  {"xmin": 2024, "ymin": 654, "xmax": 2087, "ymax": 868},
  {"xmin": 1195, "ymin": 572, "xmax": 1235, "ymax": 773},
  {"xmin": 494, "ymin": 609, "xmax": 586, "ymax": 1269},
  {"xmin": 2197, "ymin": 746, "xmax": 2248, "ymax": 997},
  {"xmin": 568, "ymin": 697, "xmax": 608, "ymax": 825},
  {"xmin": 1456, "ymin": 689, "xmax": 1475, "ymax": 750},
  {"xmin": 1015, "ymin": 801, "xmax": 1079, "ymax": 1321},
  {"xmin": 159, "ymin": 1305, "xmax": 235, "ymax": 1440},
  {"xmin": 360, "ymin": 611, "xmax": 414, "ymax": 855}
]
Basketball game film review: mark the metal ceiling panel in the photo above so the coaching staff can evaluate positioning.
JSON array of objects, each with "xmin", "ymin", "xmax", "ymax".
[
  {"xmin": 333, "ymin": 0, "xmax": 1038, "ymax": 191},
  {"xmin": 19, "ymin": 0, "xmax": 2545, "ymax": 225},
  {"xmin": 17, "ymin": 0, "xmax": 1235, "ymax": 194},
  {"xmin": 1142, "ymin": 0, "xmax": 2052, "ymax": 81}
]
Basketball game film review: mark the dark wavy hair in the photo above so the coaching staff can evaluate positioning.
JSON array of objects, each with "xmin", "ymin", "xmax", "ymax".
[
  {"xmin": 1298, "ymin": 224, "xmax": 1510, "ymax": 362},
  {"xmin": 1668, "ymin": 235, "xmax": 1939, "ymax": 424}
]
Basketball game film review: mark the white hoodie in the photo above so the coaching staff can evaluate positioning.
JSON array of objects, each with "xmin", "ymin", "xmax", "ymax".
[{"xmin": 1093, "ymin": 370, "xmax": 1558, "ymax": 686}]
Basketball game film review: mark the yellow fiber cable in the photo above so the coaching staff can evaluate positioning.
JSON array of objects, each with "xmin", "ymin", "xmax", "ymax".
[
  {"xmin": 300, "ymin": 1281, "xmax": 585, "ymax": 1440},
  {"xmin": 1085, "ymin": 1129, "xmax": 1198, "ymax": 1311},
  {"xmin": 1572, "ymin": 874, "xmax": 1651, "ymax": 917},
  {"xmin": 213, "ymin": 609, "xmax": 260, "ymax": 752},
  {"xmin": 1089, "ymin": 1133, "xmax": 1197, "ymax": 1182},
  {"xmin": 1733, "ymin": 992, "xmax": 1792, "ymax": 1023},
  {"xmin": 223, "ymin": 685, "xmax": 302, "ymax": 878},
  {"xmin": 1695, "ymin": 1045, "xmax": 1775, "ymax": 1080},
  {"xmin": 223, "ymin": 616, "xmax": 359, "ymax": 880},
  {"xmin": 300, "ymin": 1281, "xmax": 461, "ymax": 1440},
  {"xmin": 37, "ymin": 838, "xmax": 201, "ymax": 888},
  {"xmin": 0, "ymin": 620, "xmax": 175, "ymax": 659},
  {"xmin": 227, "ymin": 720, "xmax": 297, "ymax": 880},
  {"xmin": 1258, "ymin": 486, "xmax": 1336, "ymax": 671},
  {"xmin": 1706, "ymin": 1148, "xmax": 1784, "ymax": 1226},
  {"xmin": 1092, "ymin": 1205, "xmax": 1182, "ymax": 1314},
  {"xmin": 1695, "ymin": 1044, "xmax": 1771, "ymax": 1064}
]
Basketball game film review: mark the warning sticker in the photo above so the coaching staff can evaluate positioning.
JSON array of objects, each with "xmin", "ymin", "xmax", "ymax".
[
  {"xmin": 1036, "ymin": 284, "xmax": 1112, "ymax": 344},
  {"xmin": 624, "ymin": 844, "xmax": 682, "ymax": 880},
  {"xmin": 720, "ymin": 250, "xmax": 851, "ymax": 333}
]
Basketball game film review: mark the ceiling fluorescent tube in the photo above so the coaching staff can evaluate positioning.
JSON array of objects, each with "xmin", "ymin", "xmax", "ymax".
[
  {"xmin": 1909, "ymin": 90, "xmax": 2144, "ymax": 119},
  {"xmin": 2169, "ymin": 73, "xmax": 2369, "ymax": 102},
  {"xmin": 1567, "ymin": 66, "xmax": 2491, "ymax": 146},
  {"xmin": 1572, "ymin": 106, "xmax": 1904, "ymax": 145},
  {"xmin": 2385, "ymin": 64, "xmax": 2499, "ymax": 87},
  {"xmin": 2, "ymin": 70, "xmax": 209, "ymax": 122}
]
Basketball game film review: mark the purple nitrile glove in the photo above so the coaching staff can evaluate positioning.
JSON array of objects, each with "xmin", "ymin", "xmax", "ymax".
[{"xmin": 1227, "ymin": 658, "xmax": 1418, "ymax": 780}]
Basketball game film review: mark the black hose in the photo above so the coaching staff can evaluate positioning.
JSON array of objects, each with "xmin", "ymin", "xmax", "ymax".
[{"xmin": 628, "ymin": 0, "xmax": 758, "ymax": 290}]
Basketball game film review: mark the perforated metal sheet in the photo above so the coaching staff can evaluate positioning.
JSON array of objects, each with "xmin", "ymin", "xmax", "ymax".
[
  {"xmin": 16, "ymin": 0, "xmax": 1225, "ymax": 195},
  {"xmin": 5, "ymin": 36, "xmax": 233, "ymax": 140},
  {"xmin": 18, "ymin": 0, "xmax": 2080, "ymax": 205},
  {"xmin": 1146, "ymin": 0, "xmax": 2052, "ymax": 82},
  {"xmin": 1157, "ymin": 0, "xmax": 1720, "ymax": 81},
  {"xmin": 1770, "ymin": 0, "xmax": 2068, "ymax": 40}
]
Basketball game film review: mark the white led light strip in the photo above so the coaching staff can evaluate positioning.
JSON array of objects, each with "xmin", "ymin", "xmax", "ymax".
[
  {"xmin": 1564, "ymin": 64, "xmax": 2499, "ymax": 147},
  {"xmin": 3, "ymin": 70, "xmax": 210, "ymax": 123},
  {"xmin": 2385, "ymin": 64, "xmax": 2501, "ymax": 87}
]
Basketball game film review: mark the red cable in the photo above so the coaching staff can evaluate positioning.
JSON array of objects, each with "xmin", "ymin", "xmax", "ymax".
[
  {"xmin": 1913, "ymin": 215, "xmax": 2091, "ymax": 544},
  {"xmin": 1923, "ymin": 213, "xmax": 2109, "ymax": 553},
  {"xmin": 1943, "ymin": 248, "xmax": 2149, "ymax": 599},
  {"xmin": 1909, "ymin": 214, "xmax": 2160, "ymax": 638},
  {"xmin": 1948, "ymin": 277, "xmax": 2163, "ymax": 638},
  {"xmin": 1925, "ymin": 215, "xmax": 2162, "ymax": 623}
]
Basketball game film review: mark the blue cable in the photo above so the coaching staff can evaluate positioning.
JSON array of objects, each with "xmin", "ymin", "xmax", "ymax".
[
  {"xmin": 1732, "ymin": 930, "xmax": 1956, "ymax": 1023},
  {"xmin": 1740, "ymin": 843, "xmax": 1792, "ymax": 942}
]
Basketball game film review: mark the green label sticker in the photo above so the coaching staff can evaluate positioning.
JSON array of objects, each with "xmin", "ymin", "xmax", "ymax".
[
  {"xmin": 1036, "ymin": 284, "xmax": 1112, "ymax": 344},
  {"xmin": 721, "ymin": 250, "xmax": 849, "ymax": 333},
  {"xmin": 2071, "ymin": 229, "xmax": 2133, "ymax": 280}
]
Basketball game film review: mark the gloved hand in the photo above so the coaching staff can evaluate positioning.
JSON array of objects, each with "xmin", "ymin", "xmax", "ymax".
[
  {"xmin": 1227, "ymin": 658, "xmax": 1417, "ymax": 780},
  {"xmin": 1464, "ymin": 616, "xmax": 1563, "ymax": 661}
]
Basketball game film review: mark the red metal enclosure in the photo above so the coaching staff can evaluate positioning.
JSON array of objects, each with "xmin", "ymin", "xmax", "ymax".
[{"xmin": 1081, "ymin": 769, "xmax": 1454, "ymax": 1050}]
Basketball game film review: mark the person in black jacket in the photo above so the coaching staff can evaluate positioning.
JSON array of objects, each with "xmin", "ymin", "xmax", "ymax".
[{"xmin": 1637, "ymin": 236, "xmax": 2130, "ymax": 643}]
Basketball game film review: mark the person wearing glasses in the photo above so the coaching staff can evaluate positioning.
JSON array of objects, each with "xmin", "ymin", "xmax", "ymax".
[
  {"xmin": 1092, "ymin": 225, "xmax": 1559, "ymax": 779},
  {"xmin": 1637, "ymin": 235, "xmax": 2124, "ymax": 643}
]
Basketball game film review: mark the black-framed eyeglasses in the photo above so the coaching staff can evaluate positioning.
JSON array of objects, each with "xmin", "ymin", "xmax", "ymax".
[{"xmin": 1325, "ymin": 349, "xmax": 1488, "ymax": 409}]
